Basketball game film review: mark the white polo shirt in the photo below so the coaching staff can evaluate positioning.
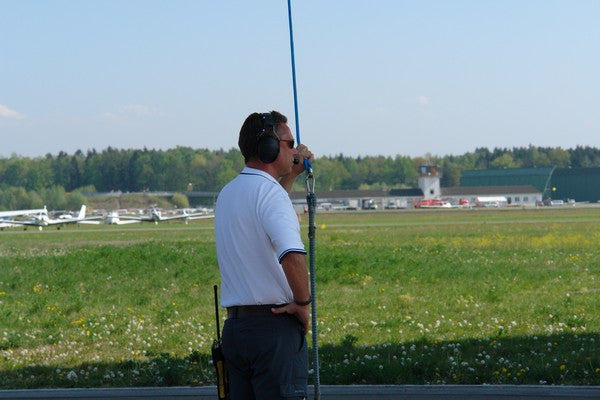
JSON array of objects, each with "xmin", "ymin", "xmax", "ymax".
[{"xmin": 215, "ymin": 167, "xmax": 306, "ymax": 307}]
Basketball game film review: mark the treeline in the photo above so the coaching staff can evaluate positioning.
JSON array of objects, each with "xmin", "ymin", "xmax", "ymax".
[{"xmin": 2, "ymin": 145, "xmax": 600, "ymax": 210}]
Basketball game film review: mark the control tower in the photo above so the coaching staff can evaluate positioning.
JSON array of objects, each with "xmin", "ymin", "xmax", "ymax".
[{"xmin": 418, "ymin": 165, "xmax": 441, "ymax": 199}]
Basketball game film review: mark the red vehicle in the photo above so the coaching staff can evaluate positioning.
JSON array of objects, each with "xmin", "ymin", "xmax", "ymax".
[{"xmin": 415, "ymin": 198, "xmax": 447, "ymax": 208}]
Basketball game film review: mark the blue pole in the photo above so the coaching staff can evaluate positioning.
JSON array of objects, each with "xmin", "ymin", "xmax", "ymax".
[
  {"xmin": 287, "ymin": 2, "xmax": 319, "ymax": 400},
  {"xmin": 287, "ymin": 0, "xmax": 312, "ymax": 173}
]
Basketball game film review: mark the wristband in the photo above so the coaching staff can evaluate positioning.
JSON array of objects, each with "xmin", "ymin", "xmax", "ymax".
[{"xmin": 294, "ymin": 298, "xmax": 311, "ymax": 306}]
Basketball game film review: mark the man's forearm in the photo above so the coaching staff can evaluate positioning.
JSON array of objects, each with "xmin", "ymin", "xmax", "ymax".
[{"xmin": 281, "ymin": 252, "xmax": 310, "ymax": 302}]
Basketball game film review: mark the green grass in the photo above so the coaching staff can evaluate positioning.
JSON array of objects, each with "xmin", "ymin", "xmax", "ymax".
[{"xmin": 1, "ymin": 208, "xmax": 599, "ymax": 388}]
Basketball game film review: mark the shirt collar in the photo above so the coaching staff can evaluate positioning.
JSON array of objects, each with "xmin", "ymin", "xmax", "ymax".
[{"xmin": 241, "ymin": 167, "xmax": 278, "ymax": 184}]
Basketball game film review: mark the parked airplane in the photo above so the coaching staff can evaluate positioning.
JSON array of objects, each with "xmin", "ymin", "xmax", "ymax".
[
  {"xmin": 118, "ymin": 208, "xmax": 213, "ymax": 225},
  {"xmin": 8, "ymin": 205, "xmax": 97, "ymax": 230},
  {"xmin": 1, "ymin": 207, "xmax": 48, "ymax": 230},
  {"xmin": 78, "ymin": 211, "xmax": 142, "ymax": 225}
]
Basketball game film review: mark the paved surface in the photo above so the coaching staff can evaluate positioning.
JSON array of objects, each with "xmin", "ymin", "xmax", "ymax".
[{"xmin": 2, "ymin": 385, "xmax": 600, "ymax": 399}]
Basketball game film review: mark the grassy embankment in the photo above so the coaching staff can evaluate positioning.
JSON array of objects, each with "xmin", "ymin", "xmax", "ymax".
[{"xmin": 0, "ymin": 207, "xmax": 599, "ymax": 388}]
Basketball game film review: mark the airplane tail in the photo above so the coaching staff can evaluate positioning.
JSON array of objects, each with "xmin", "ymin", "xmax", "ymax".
[{"xmin": 77, "ymin": 205, "xmax": 87, "ymax": 219}]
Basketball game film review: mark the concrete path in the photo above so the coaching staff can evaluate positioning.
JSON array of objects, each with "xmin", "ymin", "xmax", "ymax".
[{"xmin": 1, "ymin": 385, "xmax": 600, "ymax": 399}]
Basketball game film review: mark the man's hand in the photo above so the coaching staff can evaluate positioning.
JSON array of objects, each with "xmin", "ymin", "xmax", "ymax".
[
  {"xmin": 280, "ymin": 144, "xmax": 314, "ymax": 193},
  {"xmin": 272, "ymin": 302, "xmax": 309, "ymax": 334},
  {"xmin": 291, "ymin": 144, "xmax": 313, "ymax": 177}
]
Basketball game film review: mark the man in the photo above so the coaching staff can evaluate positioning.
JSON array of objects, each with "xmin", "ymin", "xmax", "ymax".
[{"xmin": 215, "ymin": 111, "xmax": 314, "ymax": 400}]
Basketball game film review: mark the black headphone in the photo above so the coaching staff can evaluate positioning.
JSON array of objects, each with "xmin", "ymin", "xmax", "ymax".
[{"xmin": 257, "ymin": 112, "xmax": 280, "ymax": 163}]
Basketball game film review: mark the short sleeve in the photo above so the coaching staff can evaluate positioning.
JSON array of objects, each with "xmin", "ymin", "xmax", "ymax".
[{"xmin": 260, "ymin": 186, "xmax": 306, "ymax": 263}]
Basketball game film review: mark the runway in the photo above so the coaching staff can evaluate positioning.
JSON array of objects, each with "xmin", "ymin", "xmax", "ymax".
[{"xmin": 1, "ymin": 385, "xmax": 600, "ymax": 399}]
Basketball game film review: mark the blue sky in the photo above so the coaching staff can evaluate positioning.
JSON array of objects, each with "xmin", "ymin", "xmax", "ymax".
[{"xmin": 1, "ymin": 0, "xmax": 599, "ymax": 158}]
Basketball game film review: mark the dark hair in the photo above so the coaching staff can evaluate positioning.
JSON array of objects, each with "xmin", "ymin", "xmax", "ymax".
[{"xmin": 238, "ymin": 111, "xmax": 287, "ymax": 163}]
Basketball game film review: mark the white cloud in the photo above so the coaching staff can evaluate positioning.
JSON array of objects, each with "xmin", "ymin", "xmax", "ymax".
[
  {"xmin": 100, "ymin": 111, "xmax": 118, "ymax": 121},
  {"xmin": 417, "ymin": 96, "xmax": 430, "ymax": 106},
  {"xmin": 101, "ymin": 104, "xmax": 153, "ymax": 121},
  {"xmin": 120, "ymin": 104, "xmax": 151, "ymax": 116},
  {"xmin": 0, "ymin": 104, "xmax": 25, "ymax": 120}
]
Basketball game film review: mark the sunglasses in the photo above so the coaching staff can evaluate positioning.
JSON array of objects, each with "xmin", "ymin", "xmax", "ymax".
[{"xmin": 279, "ymin": 139, "xmax": 295, "ymax": 149}]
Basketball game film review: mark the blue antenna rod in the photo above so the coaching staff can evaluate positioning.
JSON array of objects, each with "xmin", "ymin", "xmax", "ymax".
[
  {"xmin": 287, "ymin": 2, "xmax": 319, "ymax": 400},
  {"xmin": 287, "ymin": 0, "xmax": 312, "ymax": 173}
]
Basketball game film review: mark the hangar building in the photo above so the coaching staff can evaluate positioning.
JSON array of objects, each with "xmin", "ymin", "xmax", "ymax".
[
  {"xmin": 551, "ymin": 167, "xmax": 600, "ymax": 203},
  {"xmin": 461, "ymin": 167, "xmax": 600, "ymax": 203}
]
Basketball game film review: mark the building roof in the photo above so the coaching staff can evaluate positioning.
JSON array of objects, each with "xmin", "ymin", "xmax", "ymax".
[
  {"xmin": 389, "ymin": 188, "xmax": 424, "ymax": 197},
  {"xmin": 289, "ymin": 189, "xmax": 389, "ymax": 201},
  {"xmin": 442, "ymin": 185, "xmax": 540, "ymax": 196}
]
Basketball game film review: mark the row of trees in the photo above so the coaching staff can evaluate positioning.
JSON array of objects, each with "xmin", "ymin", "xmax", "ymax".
[
  {"xmin": 2, "ymin": 145, "xmax": 600, "ymax": 210},
  {"xmin": 0, "ymin": 185, "xmax": 88, "ymax": 211}
]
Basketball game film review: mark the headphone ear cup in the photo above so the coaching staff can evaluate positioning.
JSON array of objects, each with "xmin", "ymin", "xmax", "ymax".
[{"xmin": 258, "ymin": 135, "xmax": 280, "ymax": 163}]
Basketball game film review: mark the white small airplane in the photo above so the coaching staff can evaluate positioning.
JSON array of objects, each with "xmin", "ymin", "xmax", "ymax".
[
  {"xmin": 1, "ymin": 207, "xmax": 50, "ymax": 230},
  {"xmin": 8, "ymin": 205, "xmax": 98, "ymax": 230},
  {"xmin": 78, "ymin": 211, "xmax": 142, "ymax": 225},
  {"xmin": 118, "ymin": 207, "xmax": 213, "ymax": 225}
]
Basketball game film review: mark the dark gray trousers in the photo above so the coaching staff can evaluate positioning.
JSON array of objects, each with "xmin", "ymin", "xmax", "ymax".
[{"xmin": 222, "ymin": 313, "xmax": 308, "ymax": 400}]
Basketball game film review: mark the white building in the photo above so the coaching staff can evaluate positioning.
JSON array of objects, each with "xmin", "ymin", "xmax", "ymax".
[{"xmin": 418, "ymin": 165, "xmax": 441, "ymax": 199}]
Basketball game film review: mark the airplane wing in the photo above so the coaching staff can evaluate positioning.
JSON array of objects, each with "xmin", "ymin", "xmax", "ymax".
[
  {"xmin": 79, "ymin": 210, "xmax": 143, "ymax": 225},
  {"xmin": 77, "ymin": 220, "xmax": 102, "ymax": 225},
  {"xmin": 118, "ymin": 211, "xmax": 181, "ymax": 222},
  {"xmin": 117, "ymin": 215, "xmax": 153, "ymax": 222},
  {"xmin": 110, "ymin": 219, "xmax": 143, "ymax": 225},
  {"xmin": 77, "ymin": 217, "xmax": 142, "ymax": 225},
  {"xmin": 185, "ymin": 213, "xmax": 215, "ymax": 220},
  {"xmin": 78, "ymin": 219, "xmax": 141, "ymax": 225},
  {"xmin": 0, "ymin": 208, "xmax": 47, "ymax": 218},
  {"xmin": 44, "ymin": 219, "xmax": 76, "ymax": 226},
  {"xmin": 156, "ymin": 214, "xmax": 191, "ymax": 221},
  {"xmin": 4, "ymin": 219, "xmax": 45, "ymax": 228}
]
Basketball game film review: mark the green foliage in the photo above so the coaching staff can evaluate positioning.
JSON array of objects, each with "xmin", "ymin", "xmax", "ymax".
[
  {"xmin": 490, "ymin": 153, "xmax": 519, "ymax": 169},
  {"xmin": 75, "ymin": 185, "xmax": 97, "ymax": 194},
  {"xmin": 170, "ymin": 193, "xmax": 190, "ymax": 209}
]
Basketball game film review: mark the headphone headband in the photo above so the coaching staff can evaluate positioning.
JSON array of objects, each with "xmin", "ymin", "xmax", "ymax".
[
  {"xmin": 261, "ymin": 112, "xmax": 274, "ymax": 129},
  {"xmin": 257, "ymin": 112, "xmax": 280, "ymax": 163}
]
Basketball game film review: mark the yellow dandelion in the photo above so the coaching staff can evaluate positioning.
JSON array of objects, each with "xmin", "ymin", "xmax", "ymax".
[{"xmin": 560, "ymin": 364, "xmax": 566, "ymax": 371}]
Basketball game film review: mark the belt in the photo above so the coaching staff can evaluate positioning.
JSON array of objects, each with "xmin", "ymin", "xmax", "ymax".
[{"xmin": 227, "ymin": 304, "xmax": 287, "ymax": 319}]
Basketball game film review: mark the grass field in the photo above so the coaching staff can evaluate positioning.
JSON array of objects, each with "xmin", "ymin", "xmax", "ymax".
[{"xmin": 1, "ymin": 206, "xmax": 599, "ymax": 388}]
